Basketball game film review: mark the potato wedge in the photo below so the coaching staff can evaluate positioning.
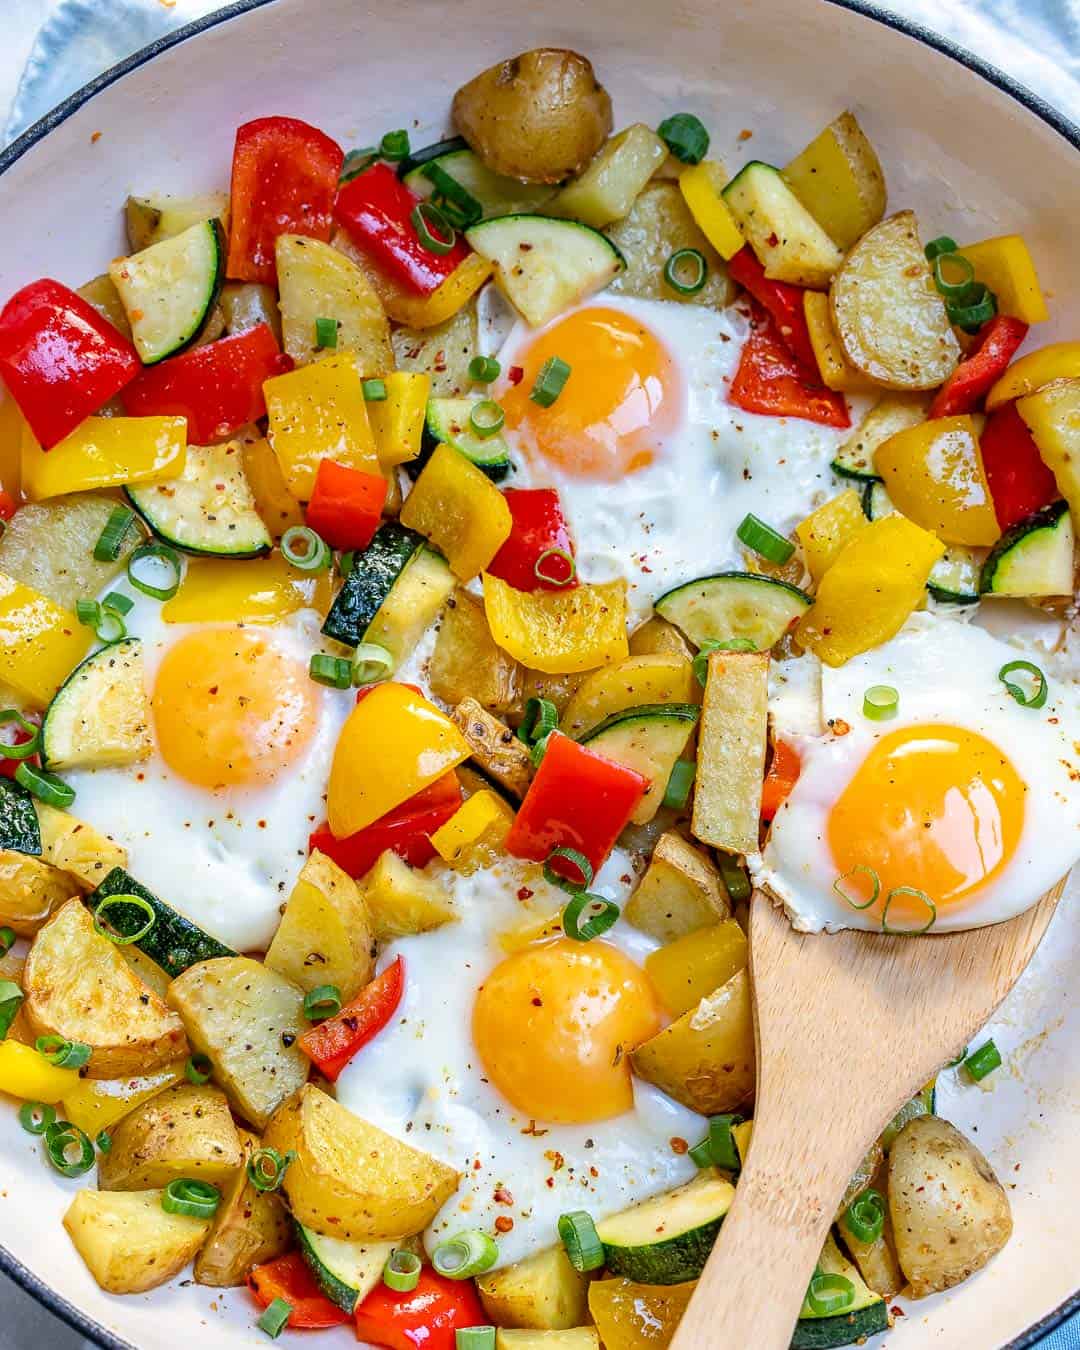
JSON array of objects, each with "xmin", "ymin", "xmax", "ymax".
[
  {"xmin": 559, "ymin": 654, "xmax": 696, "ymax": 737},
  {"xmin": 276, "ymin": 234, "xmax": 393, "ymax": 372},
  {"xmin": 98, "ymin": 1082, "xmax": 243, "ymax": 1191},
  {"xmin": 552, "ymin": 124, "xmax": 668, "ymax": 229},
  {"xmin": 631, "ymin": 968, "xmax": 755, "ymax": 1115},
  {"xmin": 195, "ymin": 1128, "xmax": 291, "ymax": 1287},
  {"xmin": 24, "ymin": 898, "xmax": 187, "ymax": 1078},
  {"xmin": 64, "ymin": 1188, "xmax": 210, "ymax": 1294},
  {"xmin": 606, "ymin": 182, "xmax": 735, "ymax": 311},
  {"xmin": 220, "ymin": 282, "xmax": 283, "ymax": 344},
  {"xmin": 430, "ymin": 590, "xmax": 523, "ymax": 719},
  {"xmin": 478, "ymin": 1245, "xmax": 590, "ymax": 1331},
  {"xmin": 167, "ymin": 957, "xmax": 308, "ymax": 1129},
  {"xmin": 61, "ymin": 1062, "xmax": 186, "ymax": 1137},
  {"xmin": 34, "ymin": 802, "xmax": 127, "ymax": 890},
  {"xmin": 451, "ymin": 699, "xmax": 533, "ymax": 800},
  {"xmin": 783, "ymin": 111, "xmax": 886, "ymax": 251},
  {"xmin": 265, "ymin": 850, "xmax": 374, "ymax": 1001},
  {"xmin": 263, "ymin": 1084, "xmax": 460, "ymax": 1241},
  {"xmin": 0, "ymin": 850, "xmax": 81, "ymax": 936},
  {"xmin": 392, "ymin": 302, "xmax": 479, "ymax": 398},
  {"xmin": 831, "ymin": 211, "xmax": 960, "ymax": 390},
  {"xmin": 360, "ymin": 850, "xmax": 457, "ymax": 941},
  {"xmin": 627, "ymin": 615, "xmax": 696, "ymax": 661},
  {"xmin": 837, "ymin": 1160, "xmax": 903, "ymax": 1299},
  {"xmin": 888, "ymin": 1115, "xmax": 1012, "ymax": 1296},
  {"xmin": 624, "ymin": 831, "xmax": 730, "ymax": 942},
  {"xmin": 691, "ymin": 651, "xmax": 769, "ymax": 855}
]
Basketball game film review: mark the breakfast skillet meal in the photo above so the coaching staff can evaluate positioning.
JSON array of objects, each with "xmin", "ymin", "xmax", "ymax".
[{"xmin": 0, "ymin": 40, "xmax": 1076, "ymax": 1350}]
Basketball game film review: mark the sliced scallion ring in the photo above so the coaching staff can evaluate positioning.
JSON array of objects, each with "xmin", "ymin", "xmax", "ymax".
[
  {"xmin": 162, "ymin": 1177, "xmax": 221, "ymax": 1219},
  {"xmin": 862, "ymin": 684, "xmax": 899, "ymax": 720},
  {"xmin": 35, "ymin": 1035, "xmax": 91, "ymax": 1069},
  {"xmin": 689, "ymin": 1113, "xmax": 743, "ymax": 1171},
  {"xmin": 963, "ymin": 1038, "xmax": 1002, "ymax": 1082},
  {"xmin": 718, "ymin": 853, "xmax": 751, "ymax": 903},
  {"xmin": 185, "ymin": 1053, "xmax": 212, "ymax": 1086},
  {"xmin": 562, "ymin": 892, "xmax": 620, "ymax": 942},
  {"xmin": 432, "ymin": 1229, "xmax": 499, "ymax": 1280},
  {"xmin": 947, "ymin": 286, "xmax": 996, "ymax": 333},
  {"xmin": 362, "ymin": 378, "xmax": 388, "ymax": 402},
  {"xmin": 309, "ymin": 653, "xmax": 352, "ymax": 689},
  {"xmin": 693, "ymin": 638, "xmax": 756, "ymax": 687},
  {"xmin": 657, "ymin": 112, "xmax": 710, "ymax": 164},
  {"xmin": 530, "ymin": 356, "xmax": 571, "ymax": 408},
  {"xmin": 844, "ymin": 1187, "xmax": 885, "ymax": 1243},
  {"xmin": 314, "ymin": 316, "xmax": 339, "ymax": 350},
  {"xmin": 0, "ymin": 926, "xmax": 16, "ymax": 958},
  {"xmin": 379, "ymin": 129, "xmax": 411, "ymax": 161},
  {"xmin": 15, "ymin": 762, "xmax": 74, "ymax": 808},
  {"xmin": 456, "ymin": 1330, "xmax": 496, "ymax": 1350},
  {"xmin": 340, "ymin": 147, "xmax": 378, "ymax": 184},
  {"xmin": 351, "ymin": 643, "xmax": 394, "ymax": 686},
  {"xmin": 517, "ymin": 696, "xmax": 558, "ymax": 748},
  {"xmin": 0, "ymin": 979, "xmax": 22, "ymax": 1040},
  {"xmin": 663, "ymin": 247, "xmax": 708, "ymax": 296},
  {"xmin": 806, "ymin": 1271, "xmax": 855, "ymax": 1316},
  {"xmin": 924, "ymin": 235, "xmax": 958, "ymax": 262},
  {"xmin": 77, "ymin": 596, "xmax": 127, "ymax": 643},
  {"xmin": 533, "ymin": 548, "xmax": 576, "ymax": 587},
  {"xmin": 736, "ymin": 512, "xmax": 795, "ymax": 565},
  {"xmin": 832, "ymin": 864, "xmax": 880, "ymax": 911},
  {"xmin": 932, "ymin": 252, "xmax": 976, "ymax": 300},
  {"xmin": 881, "ymin": 886, "xmax": 937, "ymax": 935},
  {"xmin": 127, "ymin": 541, "xmax": 182, "ymax": 601},
  {"xmin": 469, "ymin": 399, "xmax": 505, "ymax": 438},
  {"xmin": 282, "ymin": 525, "xmax": 332, "ymax": 573},
  {"xmin": 257, "ymin": 1297, "xmax": 292, "ymax": 1339},
  {"xmin": 998, "ymin": 659, "xmax": 1048, "ymax": 709},
  {"xmin": 382, "ymin": 1248, "xmax": 422, "ymax": 1293},
  {"xmin": 102, "ymin": 591, "xmax": 134, "ymax": 617},
  {"xmin": 530, "ymin": 732, "xmax": 552, "ymax": 768},
  {"xmin": 543, "ymin": 846, "xmax": 594, "ymax": 892},
  {"xmin": 96, "ymin": 1130, "xmax": 112, "ymax": 1154},
  {"xmin": 468, "ymin": 355, "xmax": 501, "ymax": 384},
  {"xmin": 17, "ymin": 1102, "xmax": 55, "ymax": 1136},
  {"xmin": 303, "ymin": 984, "xmax": 343, "ymax": 1023},
  {"xmin": 662, "ymin": 757, "xmax": 696, "ymax": 811},
  {"xmin": 421, "ymin": 163, "xmax": 483, "ymax": 230},
  {"xmin": 0, "ymin": 710, "xmax": 40, "ymax": 761},
  {"xmin": 94, "ymin": 893, "xmax": 155, "ymax": 946},
  {"xmin": 44, "ymin": 1121, "xmax": 95, "ymax": 1178},
  {"xmin": 247, "ymin": 1146, "xmax": 295, "ymax": 1193},
  {"xmin": 557, "ymin": 1210, "xmax": 604, "ymax": 1272},
  {"xmin": 94, "ymin": 505, "xmax": 138, "ymax": 562},
  {"xmin": 411, "ymin": 201, "xmax": 457, "ymax": 256}
]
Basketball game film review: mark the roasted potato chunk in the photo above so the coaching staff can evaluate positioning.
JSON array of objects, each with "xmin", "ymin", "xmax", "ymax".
[
  {"xmin": 392, "ymin": 302, "xmax": 479, "ymax": 398},
  {"xmin": 624, "ymin": 832, "xmax": 730, "ymax": 942},
  {"xmin": 276, "ymin": 234, "xmax": 393, "ymax": 372},
  {"xmin": 691, "ymin": 651, "xmax": 769, "ymax": 855},
  {"xmin": 195, "ymin": 1129, "xmax": 291, "ymax": 1287},
  {"xmin": 607, "ymin": 183, "xmax": 736, "ymax": 310},
  {"xmin": 98, "ymin": 1082, "xmax": 243, "ymax": 1191},
  {"xmin": 451, "ymin": 698, "xmax": 533, "ymax": 800},
  {"xmin": 265, "ymin": 849, "xmax": 374, "ymax": 1001},
  {"xmin": 34, "ymin": 802, "xmax": 127, "ymax": 889},
  {"xmin": 783, "ymin": 111, "xmax": 887, "ymax": 251},
  {"xmin": 430, "ymin": 590, "xmax": 522, "ymax": 718},
  {"xmin": 0, "ymin": 851, "xmax": 81, "ymax": 937},
  {"xmin": 478, "ymin": 1245, "xmax": 590, "ymax": 1331},
  {"xmin": 64, "ymin": 1188, "xmax": 209, "ymax": 1294},
  {"xmin": 360, "ymin": 850, "xmax": 457, "ymax": 941},
  {"xmin": 452, "ymin": 50, "xmax": 612, "ymax": 184}
]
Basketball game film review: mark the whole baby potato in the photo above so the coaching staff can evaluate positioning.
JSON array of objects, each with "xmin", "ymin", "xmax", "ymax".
[{"xmin": 452, "ymin": 49, "xmax": 612, "ymax": 183}]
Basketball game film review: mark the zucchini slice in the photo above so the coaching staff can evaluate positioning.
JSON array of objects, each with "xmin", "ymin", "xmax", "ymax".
[
  {"xmin": 860, "ymin": 481, "xmax": 894, "ymax": 521},
  {"xmin": 832, "ymin": 395, "xmax": 928, "ymax": 483},
  {"xmin": 411, "ymin": 398, "xmax": 512, "ymax": 482},
  {"xmin": 363, "ymin": 546, "xmax": 455, "ymax": 669},
  {"xmin": 42, "ymin": 639, "xmax": 152, "ymax": 771},
  {"xmin": 792, "ymin": 1234, "xmax": 888, "ymax": 1349},
  {"xmin": 296, "ymin": 1224, "xmax": 394, "ymax": 1313},
  {"xmin": 927, "ymin": 546, "xmax": 982, "ymax": 605},
  {"xmin": 0, "ymin": 778, "xmax": 42, "ymax": 855},
  {"xmin": 596, "ymin": 1170, "xmax": 734, "ymax": 1284},
  {"xmin": 980, "ymin": 500, "xmax": 1075, "ymax": 597},
  {"xmin": 86, "ymin": 866, "xmax": 236, "ymax": 978},
  {"xmin": 465, "ymin": 215, "xmax": 624, "ymax": 327},
  {"xmin": 721, "ymin": 162, "xmax": 843, "ymax": 289},
  {"xmin": 125, "ymin": 193, "xmax": 229, "ymax": 252},
  {"xmin": 322, "ymin": 522, "xmax": 424, "ymax": 647},
  {"xmin": 401, "ymin": 140, "xmax": 555, "ymax": 219},
  {"xmin": 580, "ymin": 703, "xmax": 698, "ymax": 824},
  {"xmin": 110, "ymin": 219, "xmax": 224, "ymax": 364},
  {"xmin": 127, "ymin": 442, "xmax": 270, "ymax": 558},
  {"xmin": 655, "ymin": 572, "xmax": 811, "ymax": 650}
]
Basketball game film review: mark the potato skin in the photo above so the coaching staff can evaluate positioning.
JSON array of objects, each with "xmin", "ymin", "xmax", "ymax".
[
  {"xmin": 888, "ymin": 1115, "xmax": 1012, "ymax": 1297},
  {"xmin": 194, "ymin": 1129, "xmax": 291, "ymax": 1287},
  {"xmin": 98, "ymin": 1082, "xmax": 243, "ymax": 1192},
  {"xmin": 452, "ymin": 49, "xmax": 612, "ymax": 184}
]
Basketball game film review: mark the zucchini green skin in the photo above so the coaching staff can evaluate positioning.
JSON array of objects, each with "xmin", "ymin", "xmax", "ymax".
[
  {"xmin": 124, "ymin": 218, "xmax": 225, "ymax": 365},
  {"xmin": 322, "ymin": 522, "xmax": 423, "ymax": 647},
  {"xmin": 296, "ymin": 1224, "xmax": 361, "ymax": 1313},
  {"xmin": 87, "ymin": 866, "xmax": 235, "ymax": 977},
  {"xmin": 979, "ymin": 500, "xmax": 1072, "ymax": 595},
  {"xmin": 396, "ymin": 137, "xmax": 469, "ymax": 180},
  {"xmin": 602, "ymin": 1216, "xmax": 723, "ymax": 1284},
  {"xmin": 581, "ymin": 702, "xmax": 700, "ymax": 741},
  {"xmin": 791, "ymin": 1300, "xmax": 889, "ymax": 1349},
  {"xmin": 407, "ymin": 399, "xmax": 513, "ymax": 484},
  {"xmin": 0, "ymin": 778, "xmax": 41, "ymax": 855},
  {"xmin": 125, "ymin": 489, "xmax": 270, "ymax": 559}
]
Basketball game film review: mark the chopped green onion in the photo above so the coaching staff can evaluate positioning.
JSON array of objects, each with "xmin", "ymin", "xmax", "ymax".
[
  {"xmin": 44, "ymin": 1121, "xmax": 95, "ymax": 1178},
  {"xmin": 924, "ymin": 236, "xmax": 958, "ymax": 262},
  {"xmin": 562, "ymin": 892, "xmax": 620, "ymax": 942},
  {"xmin": 946, "ymin": 1045, "xmax": 969, "ymax": 1068},
  {"xmin": 456, "ymin": 1331, "xmax": 496, "ymax": 1350},
  {"xmin": 0, "ymin": 980, "xmax": 22, "ymax": 1041},
  {"xmin": 844, "ymin": 1188, "xmax": 885, "ymax": 1244},
  {"xmin": 96, "ymin": 1130, "xmax": 112, "ymax": 1154},
  {"xmin": 737, "ymin": 513, "xmax": 795, "ymax": 565},
  {"xmin": 17, "ymin": 1102, "xmax": 55, "ymax": 1136},
  {"xmin": 517, "ymin": 696, "xmax": 558, "ymax": 747},
  {"xmin": 663, "ymin": 248, "xmax": 708, "ymax": 296},
  {"xmin": 338, "ymin": 550, "xmax": 356, "ymax": 578},
  {"xmin": 534, "ymin": 548, "xmax": 576, "ymax": 587},
  {"xmin": 314, "ymin": 316, "xmax": 338, "ymax": 350},
  {"xmin": 383, "ymin": 1249, "xmax": 422, "ymax": 1293},
  {"xmin": 15, "ymin": 762, "xmax": 74, "ymax": 808},
  {"xmin": 663, "ymin": 758, "xmax": 696, "ymax": 811},
  {"xmin": 544, "ymin": 846, "xmax": 593, "ymax": 892},
  {"xmin": 718, "ymin": 853, "xmax": 751, "ymax": 903},
  {"xmin": 693, "ymin": 638, "xmax": 756, "ymax": 687},
  {"xmin": 862, "ymin": 684, "xmax": 899, "ymax": 721},
  {"xmin": 964, "ymin": 1039, "xmax": 1002, "ymax": 1083},
  {"xmin": 127, "ymin": 541, "xmax": 182, "ymax": 601},
  {"xmin": 185, "ymin": 1053, "xmax": 212, "ymax": 1086},
  {"xmin": 282, "ymin": 525, "xmax": 332, "ymax": 573},
  {"xmin": 530, "ymin": 732, "xmax": 551, "ymax": 768},
  {"xmin": 380, "ymin": 129, "xmax": 411, "ymax": 161},
  {"xmin": 363, "ymin": 378, "xmax": 389, "ymax": 402},
  {"xmin": 833, "ymin": 864, "xmax": 880, "ymax": 911},
  {"xmin": 0, "ymin": 927, "xmax": 16, "ymax": 958},
  {"xmin": 432, "ymin": 1229, "xmax": 499, "ymax": 1279},
  {"xmin": 247, "ymin": 1146, "xmax": 295, "ymax": 1193},
  {"xmin": 340, "ymin": 147, "xmax": 378, "ymax": 184},
  {"xmin": 103, "ymin": 591, "xmax": 134, "ymax": 617},
  {"xmin": 468, "ymin": 355, "xmax": 501, "ymax": 384},
  {"xmin": 806, "ymin": 1271, "xmax": 855, "ymax": 1316},
  {"xmin": 352, "ymin": 643, "xmax": 394, "ymax": 686},
  {"xmin": 932, "ymin": 253, "xmax": 977, "ymax": 301},
  {"xmin": 689, "ymin": 1113, "xmax": 743, "ymax": 1171},
  {"xmin": 94, "ymin": 505, "xmax": 138, "ymax": 562},
  {"xmin": 309, "ymin": 654, "xmax": 353, "ymax": 689},
  {"xmin": 162, "ymin": 1177, "xmax": 221, "ymax": 1219},
  {"xmin": 76, "ymin": 597, "xmax": 127, "ymax": 644},
  {"xmin": 411, "ymin": 201, "xmax": 457, "ymax": 256},
  {"xmin": 947, "ymin": 286, "xmax": 996, "ymax": 333},
  {"xmin": 93, "ymin": 893, "xmax": 155, "ymax": 946},
  {"xmin": 422, "ymin": 163, "xmax": 483, "ymax": 230},
  {"xmin": 469, "ymin": 399, "xmax": 505, "ymax": 438},
  {"xmin": 881, "ymin": 886, "xmax": 937, "ymax": 935},
  {"xmin": 303, "ymin": 984, "xmax": 343, "ymax": 1022},
  {"xmin": 35, "ymin": 1035, "xmax": 91, "ymax": 1069},
  {"xmin": 0, "ymin": 710, "xmax": 40, "ymax": 761},
  {"xmin": 558, "ymin": 1210, "xmax": 605, "ymax": 1272},
  {"xmin": 257, "ymin": 1297, "xmax": 292, "ymax": 1339},
  {"xmin": 657, "ymin": 113, "xmax": 710, "ymax": 164},
  {"xmin": 530, "ymin": 356, "xmax": 571, "ymax": 408},
  {"xmin": 998, "ymin": 659, "xmax": 1048, "ymax": 709}
]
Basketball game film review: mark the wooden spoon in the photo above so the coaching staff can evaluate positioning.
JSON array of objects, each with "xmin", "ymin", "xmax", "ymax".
[{"xmin": 670, "ymin": 881, "xmax": 1065, "ymax": 1350}]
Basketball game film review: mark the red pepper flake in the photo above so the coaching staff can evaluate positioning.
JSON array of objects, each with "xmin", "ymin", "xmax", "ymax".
[
  {"xmin": 516, "ymin": 887, "xmax": 534, "ymax": 901},
  {"xmin": 829, "ymin": 718, "xmax": 851, "ymax": 737},
  {"xmin": 670, "ymin": 1137, "xmax": 689, "ymax": 1155},
  {"xmin": 891, "ymin": 1306, "xmax": 906, "ymax": 1318},
  {"xmin": 589, "ymin": 1166, "xmax": 599, "ymax": 1179},
  {"xmin": 494, "ymin": 1216, "xmax": 514, "ymax": 1234},
  {"xmin": 90, "ymin": 131, "xmax": 103, "ymax": 144},
  {"xmin": 738, "ymin": 129, "xmax": 753, "ymax": 141},
  {"xmin": 521, "ymin": 1120, "xmax": 549, "ymax": 1137},
  {"xmin": 508, "ymin": 365, "xmax": 524, "ymax": 386},
  {"xmin": 494, "ymin": 1187, "xmax": 514, "ymax": 1205},
  {"xmin": 544, "ymin": 1151, "xmax": 565, "ymax": 1173}
]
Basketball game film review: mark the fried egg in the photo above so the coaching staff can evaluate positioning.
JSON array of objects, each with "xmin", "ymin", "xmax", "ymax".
[{"xmin": 753, "ymin": 612, "xmax": 1080, "ymax": 933}]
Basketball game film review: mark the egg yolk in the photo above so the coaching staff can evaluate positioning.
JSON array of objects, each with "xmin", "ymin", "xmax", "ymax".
[
  {"xmin": 500, "ymin": 307, "xmax": 681, "ymax": 480},
  {"xmin": 828, "ymin": 724, "xmax": 1025, "ymax": 921},
  {"xmin": 152, "ymin": 628, "xmax": 319, "ymax": 789},
  {"xmin": 473, "ymin": 938, "xmax": 661, "ymax": 1124}
]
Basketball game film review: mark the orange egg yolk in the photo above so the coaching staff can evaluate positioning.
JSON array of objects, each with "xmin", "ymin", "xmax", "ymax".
[
  {"xmin": 473, "ymin": 937, "xmax": 661, "ymax": 1124},
  {"xmin": 152, "ymin": 628, "xmax": 319, "ymax": 789},
  {"xmin": 828, "ymin": 724, "xmax": 1025, "ymax": 921},
  {"xmin": 500, "ymin": 306, "xmax": 681, "ymax": 480}
]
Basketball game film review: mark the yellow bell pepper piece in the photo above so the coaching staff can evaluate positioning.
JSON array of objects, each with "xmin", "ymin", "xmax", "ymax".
[
  {"xmin": 400, "ymin": 442, "xmax": 511, "ymax": 580},
  {"xmin": 803, "ymin": 293, "xmax": 876, "ymax": 393},
  {"xmin": 327, "ymin": 683, "xmax": 470, "ymax": 837},
  {"xmin": 20, "ymin": 416, "xmax": 186, "ymax": 501},
  {"xmin": 430, "ymin": 789, "xmax": 514, "ymax": 874},
  {"xmin": 368, "ymin": 371, "xmax": 430, "ymax": 469},
  {"xmin": 378, "ymin": 254, "xmax": 492, "ymax": 330},
  {"xmin": 482, "ymin": 572, "xmax": 629, "ymax": 675},
  {"xmin": 796, "ymin": 488, "xmax": 868, "ymax": 582},
  {"xmin": 241, "ymin": 435, "xmax": 304, "ymax": 537},
  {"xmin": 874, "ymin": 415, "xmax": 999, "ymax": 546},
  {"xmin": 498, "ymin": 909, "xmax": 565, "ymax": 953},
  {"xmin": 733, "ymin": 1118, "xmax": 754, "ymax": 1166},
  {"xmin": 0, "ymin": 1038, "xmax": 79, "ymax": 1103},
  {"xmin": 796, "ymin": 515, "xmax": 944, "ymax": 666},
  {"xmin": 162, "ymin": 553, "xmax": 331, "ymax": 624},
  {"xmin": 0, "ymin": 573, "xmax": 91, "ymax": 707},
  {"xmin": 678, "ymin": 162, "xmax": 745, "ymax": 261},
  {"xmin": 61, "ymin": 1062, "xmax": 186, "ymax": 1135},
  {"xmin": 1017, "ymin": 377, "xmax": 1080, "ymax": 530},
  {"xmin": 0, "ymin": 393, "xmax": 23, "ymax": 499},
  {"xmin": 644, "ymin": 919, "xmax": 748, "ymax": 1019},
  {"xmin": 264, "ymin": 350, "xmax": 380, "ymax": 500},
  {"xmin": 960, "ymin": 234, "xmax": 1048, "ymax": 324},
  {"xmin": 986, "ymin": 341, "xmax": 1080, "ymax": 412}
]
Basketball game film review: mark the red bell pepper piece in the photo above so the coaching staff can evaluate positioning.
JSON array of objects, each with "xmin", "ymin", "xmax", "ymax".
[
  {"xmin": 979, "ymin": 401, "xmax": 1060, "ymax": 530},
  {"xmin": 727, "ymin": 248, "xmax": 817, "ymax": 371},
  {"xmin": 760, "ymin": 739, "xmax": 801, "ymax": 823},
  {"xmin": 248, "ymin": 1252, "xmax": 350, "ymax": 1330},
  {"xmin": 0, "ymin": 279, "xmax": 140, "ymax": 449},
  {"xmin": 0, "ymin": 711, "xmax": 40, "ymax": 782},
  {"xmin": 354, "ymin": 1265, "xmax": 485, "ymax": 1350},
  {"xmin": 299, "ymin": 955, "xmax": 406, "ymax": 1081},
  {"xmin": 928, "ymin": 315, "xmax": 1029, "ymax": 419},
  {"xmin": 487, "ymin": 488, "xmax": 578, "ymax": 592},
  {"xmin": 121, "ymin": 323, "xmax": 289, "ymax": 444},
  {"xmin": 729, "ymin": 303, "xmax": 850, "ymax": 429},
  {"xmin": 335, "ymin": 164, "xmax": 471, "ymax": 297},
  {"xmin": 309, "ymin": 771, "xmax": 462, "ymax": 878},
  {"xmin": 506, "ymin": 731, "xmax": 646, "ymax": 880},
  {"xmin": 305, "ymin": 458, "xmax": 388, "ymax": 550},
  {"xmin": 227, "ymin": 117, "xmax": 344, "ymax": 285}
]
